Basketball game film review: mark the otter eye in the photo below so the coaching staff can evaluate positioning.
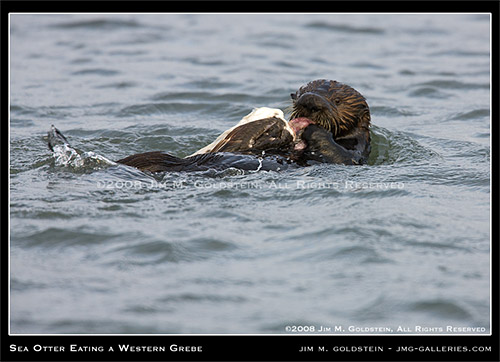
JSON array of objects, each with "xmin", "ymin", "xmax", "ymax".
[{"xmin": 334, "ymin": 98, "xmax": 342, "ymax": 105}]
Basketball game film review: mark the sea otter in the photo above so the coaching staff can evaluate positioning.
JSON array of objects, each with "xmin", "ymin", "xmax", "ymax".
[
  {"xmin": 49, "ymin": 80, "xmax": 371, "ymax": 172},
  {"xmin": 290, "ymin": 79, "xmax": 371, "ymax": 164},
  {"xmin": 181, "ymin": 79, "xmax": 371, "ymax": 165}
]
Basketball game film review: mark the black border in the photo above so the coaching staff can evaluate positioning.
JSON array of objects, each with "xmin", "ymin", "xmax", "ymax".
[{"xmin": 2, "ymin": 2, "xmax": 499, "ymax": 361}]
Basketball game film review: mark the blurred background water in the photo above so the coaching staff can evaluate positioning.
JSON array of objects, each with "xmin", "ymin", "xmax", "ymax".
[{"xmin": 9, "ymin": 13, "xmax": 490, "ymax": 334}]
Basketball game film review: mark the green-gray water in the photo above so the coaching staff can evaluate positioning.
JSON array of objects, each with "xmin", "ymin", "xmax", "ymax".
[{"xmin": 10, "ymin": 14, "xmax": 490, "ymax": 334}]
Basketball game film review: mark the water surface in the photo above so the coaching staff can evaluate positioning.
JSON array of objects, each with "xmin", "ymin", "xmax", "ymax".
[{"xmin": 10, "ymin": 13, "xmax": 490, "ymax": 334}]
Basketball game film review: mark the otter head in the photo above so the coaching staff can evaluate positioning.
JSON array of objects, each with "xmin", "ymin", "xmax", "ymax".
[{"xmin": 290, "ymin": 79, "xmax": 371, "ymax": 139}]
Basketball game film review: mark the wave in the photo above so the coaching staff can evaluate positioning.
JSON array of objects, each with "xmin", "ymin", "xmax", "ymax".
[
  {"xmin": 51, "ymin": 18, "xmax": 142, "ymax": 30},
  {"xmin": 305, "ymin": 22, "xmax": 384, "ymax": 34},
  {"xmin": 368, "ymin": 125, "xmax": 439, "ymax": 166}
]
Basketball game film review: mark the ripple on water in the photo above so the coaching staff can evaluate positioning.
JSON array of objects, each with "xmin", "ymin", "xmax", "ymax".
[
  {"xmin": 317, "ymin": 245, "xmax": 392, "ymax": 264},
  {"xmin": 284, "ymin": 224, "xmax": 395, "ymax": 264},
  {"xmin": 158, "ymin": 292, "xmax": 249, "ymax": 304},
  {"xmin": 370, "ymin": 105, "xmax": 420, "ymax": 118},
  {"xmin": 96, "ymin": 81, "xmax": 138, "ymax": 89},
  {"xmin": 110, "ymin": 239, "xmax": 192, "ymax": 264},
  {"xmin": 368, "ymin": 126, "xmax": 439, "ymax": 166},
  {"xmin": 15, "ymin": 228, "xmax": 119, "ymax": 249},
  {"xmin": 449, "ymin": 108, "xmax": 490, "ymax": 121},
  {"xmin": 181, "ymin": 78, "xmax": 240, "ymax": 90},
  {"xmin": 11, "ymin": 104, "xmax": 77, "ymax": 119},
  {"xmin": 408, "ymin": 87, "xmax": 451, "ymax": 99},
  {"xmin": 105, "ymin": 235, "xmax": 238, "ymax": 266},
  {"xmin": 401, "ymin": 239, "xmax": 471, "ymax": 252},
  {"xmin": 414, "ymin": 80, "xmax": 489, "ymax": 90},
  {"xmin": 72, "ymin": 68, "xmax": 121, "ymax": 76},
  {"xmin": 305, "ymin": 21, "xmax": 385, "ymax": 34},
  {"xmin": 116, "ymin": 102, "xmax": 230, "ymax": 117},
  {"xmin": 408, "ymin": 135, "xmax": 490, "ymax": 163},
  {"xmin": 10, "ymin": 118, "xmax": 36, "ymax": 128},
  {"xmin": 51, "ymin": 18, "xmax": 142, "ymax": 30},
  {"xmin": 351, "ymin": 62, "xmax": 387, "ymax": 70},
  {"xmin": 350, "ymin": 296, "xmax": 392, "ymax": 322},
  {"xmin": 150, "ymin": 90, "xmax": 274, "ymax": 106},
  {"xmin": 408, "ymin": 300, "xmax": 474, "ymax": 321}
]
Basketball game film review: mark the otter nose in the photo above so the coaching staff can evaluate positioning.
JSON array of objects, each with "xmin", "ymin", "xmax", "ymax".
[{"xmin": 295, "ymin": 92, "xmax": 331, "ymax": 113}]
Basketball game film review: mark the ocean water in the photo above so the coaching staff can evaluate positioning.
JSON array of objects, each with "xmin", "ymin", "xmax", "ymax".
[{"xmin": 9, "ymin": 13, "xmax": 491, "ymax": 334}]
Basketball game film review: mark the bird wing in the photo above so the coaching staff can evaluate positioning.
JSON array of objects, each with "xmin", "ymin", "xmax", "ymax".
[
  {"xmin": 210, "ymin": 117, "xmax": 290, "ymax": 154},
  {"xmin": 189, "ymin": 107, "xmax": 286, "ymax": 156}
]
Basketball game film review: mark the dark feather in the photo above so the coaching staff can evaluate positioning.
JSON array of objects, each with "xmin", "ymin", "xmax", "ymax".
[{"xmin": 210, "ymin": 117, "xmax": 293, "ymax": 154}]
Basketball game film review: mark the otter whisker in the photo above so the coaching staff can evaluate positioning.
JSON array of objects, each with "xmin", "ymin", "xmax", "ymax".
[
  {"xmin": 285, "ymin": 104, "xmax": 297, "ymax": 118},
  {"xmin": 315, "ymin": 113, "xmax": 335, "ymax": 136}
]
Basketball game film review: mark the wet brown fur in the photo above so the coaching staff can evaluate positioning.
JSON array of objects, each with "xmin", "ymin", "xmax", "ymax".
[{"xmin": 290, "ymin": 79, "xmax": 371, "ymax": 148}]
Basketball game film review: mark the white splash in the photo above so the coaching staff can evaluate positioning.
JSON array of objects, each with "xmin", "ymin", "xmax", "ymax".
[{"xmin": 51, "ymin": 143, "xmax": 115, "ymax": 169}]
